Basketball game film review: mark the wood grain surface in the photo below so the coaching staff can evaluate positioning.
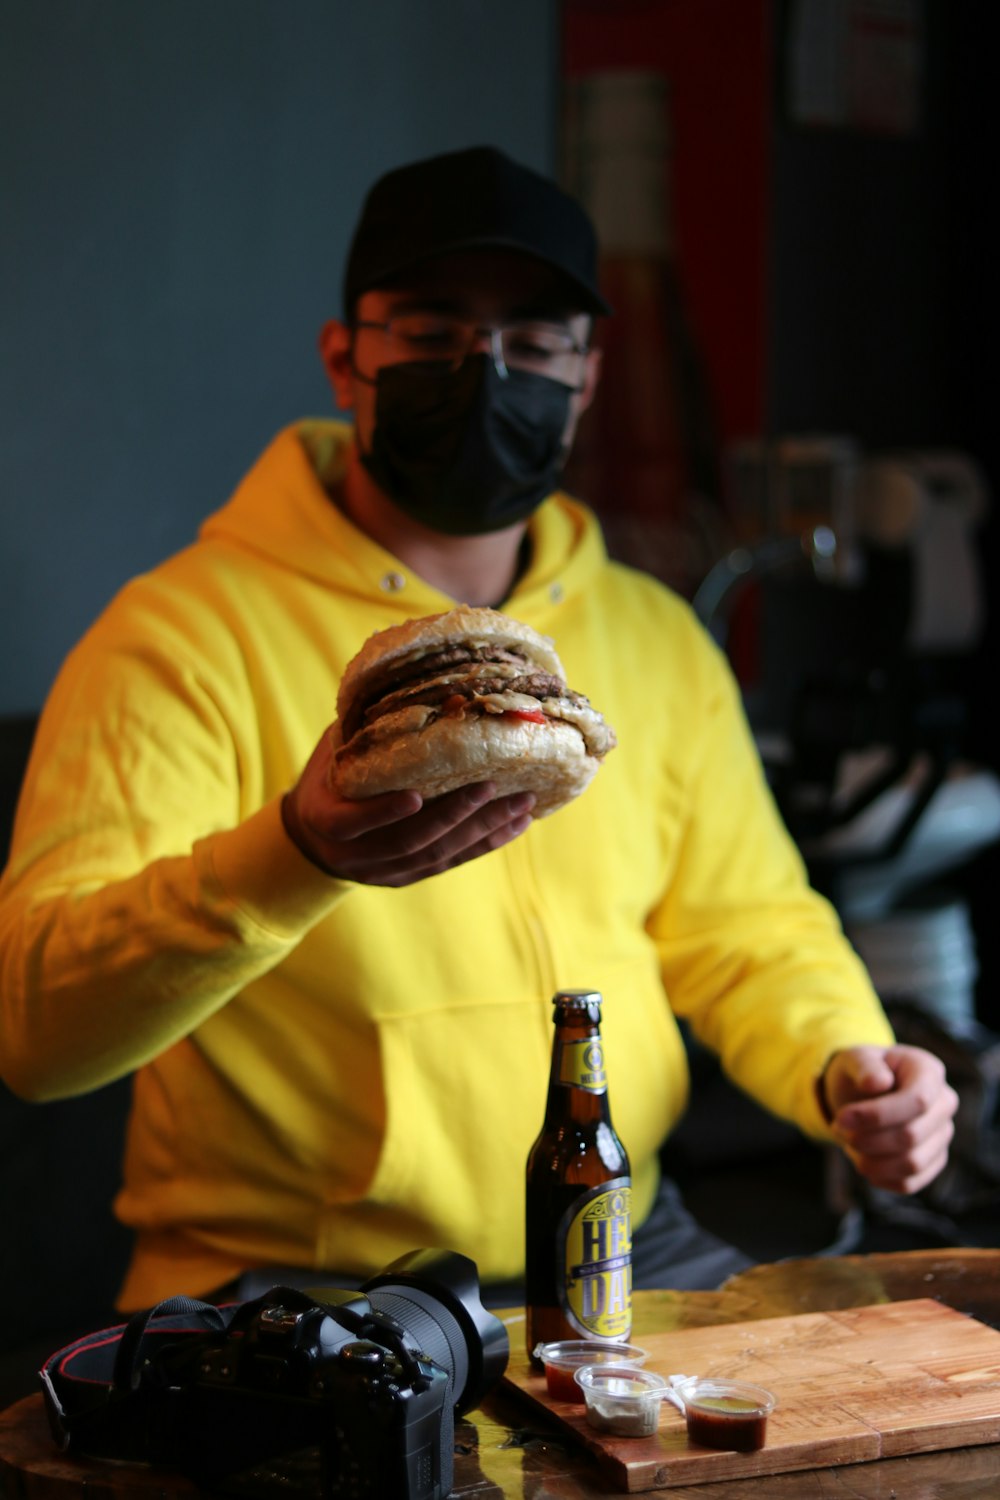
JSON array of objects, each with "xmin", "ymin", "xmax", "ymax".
[{"xmin": 503, "ymin": 1297, "xmax": 1000, "ymax": 1490}]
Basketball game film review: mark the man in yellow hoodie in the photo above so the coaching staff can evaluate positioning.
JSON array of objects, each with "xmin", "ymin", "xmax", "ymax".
[{"xmin": 0, "ymin": 148, "xmax": 956, "ymax": 1311}]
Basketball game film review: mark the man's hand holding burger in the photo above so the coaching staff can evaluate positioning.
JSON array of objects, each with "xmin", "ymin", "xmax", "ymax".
[
  {"xmin": 282, "ymin": 740, "xmax": 536, "ymax": 887},
  {"xmin": 281, "ymin": 605, "xmax": 615, "ymax": 886}
]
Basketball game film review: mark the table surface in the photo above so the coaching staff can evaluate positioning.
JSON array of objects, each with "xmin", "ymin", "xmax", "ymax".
[{"xmin": 4, "ymin": 1248, "xmax": 1000, "ymax": 1498}]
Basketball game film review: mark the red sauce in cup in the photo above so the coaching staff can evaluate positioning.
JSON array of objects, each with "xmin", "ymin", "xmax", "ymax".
[
  {"xmin": 685, "ymin": 1399, "xmax": 769, "ymax": 1451},
  {"xmin": 544, "ymin": 1361, "xmax": 585, "ymax": 1403},
  {"xmin": 678, "ymin": 1384, "xmax": 775, "ymax": 1452},
  {"xmin": 534, "ymin": 1342, "xmax": 648, "ymax": 1406}
]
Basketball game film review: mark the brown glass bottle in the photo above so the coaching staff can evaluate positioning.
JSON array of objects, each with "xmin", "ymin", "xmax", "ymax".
[{"xmin": 525, "ymin": 990, "xmax": 632, "ymax": 1358}]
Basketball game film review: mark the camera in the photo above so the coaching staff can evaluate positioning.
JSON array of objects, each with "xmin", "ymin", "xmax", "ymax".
[{"xmin": 41, "ymin": 1249, "xmax": 509, "ymax": 1500}]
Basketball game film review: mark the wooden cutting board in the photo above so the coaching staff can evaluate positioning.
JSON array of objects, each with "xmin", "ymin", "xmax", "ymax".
[{"xmin": 503, "ymin": 1298, "xmax": 1000, "ymax": 1490}]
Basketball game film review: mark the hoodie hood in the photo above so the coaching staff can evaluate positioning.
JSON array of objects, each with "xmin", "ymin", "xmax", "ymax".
[{"xmin": 198, "ymin": 420, "xmax": 608, "ymax": 625}]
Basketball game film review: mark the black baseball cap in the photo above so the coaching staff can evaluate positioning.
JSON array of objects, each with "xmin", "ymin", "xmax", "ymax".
[{"xmin": 342, "ymin": 146, "xmax": 612, "ymax": 317}]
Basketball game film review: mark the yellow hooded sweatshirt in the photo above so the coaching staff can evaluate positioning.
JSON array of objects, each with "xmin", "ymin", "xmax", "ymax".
[{"xmin": 0, "ymin": 421, "xmax": 892, "ymax": 1308}]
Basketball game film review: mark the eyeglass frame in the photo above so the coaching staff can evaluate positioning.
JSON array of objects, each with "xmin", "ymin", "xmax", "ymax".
[{"xmin": 346, "ymin": 313, "xmax": 591, "ymax": 387}]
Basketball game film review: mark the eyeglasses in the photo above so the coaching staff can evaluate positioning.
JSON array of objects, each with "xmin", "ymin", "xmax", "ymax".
[{"xmin": 349, "ymin": 312, "xmax": 589, "ymax": 385}]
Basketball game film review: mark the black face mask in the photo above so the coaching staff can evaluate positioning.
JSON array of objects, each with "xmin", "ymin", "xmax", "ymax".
[{"xmin": 359, "ymin": 355, "xmax": 575, "ymax": 536}]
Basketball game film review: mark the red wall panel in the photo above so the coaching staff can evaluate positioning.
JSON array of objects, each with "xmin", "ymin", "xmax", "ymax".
[{"xmin": 562, "ymin": 0, "xmax": 772, "ymax": 443}]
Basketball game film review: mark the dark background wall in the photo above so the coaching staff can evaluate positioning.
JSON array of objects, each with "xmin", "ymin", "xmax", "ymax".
[{"xmin": 0, "ymin": 0, "xmax": 558, "ymax": 716}]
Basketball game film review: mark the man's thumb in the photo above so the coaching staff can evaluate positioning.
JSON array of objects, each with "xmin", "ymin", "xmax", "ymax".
[{"xmin": 827, "ymin": 1046, "xmax": 896, "ymax": 1112}]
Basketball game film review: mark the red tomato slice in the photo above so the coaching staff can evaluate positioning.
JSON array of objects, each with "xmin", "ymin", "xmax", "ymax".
[{"xmin": 506, "ymin": 708, "xmax": 546, "ymax": 724}]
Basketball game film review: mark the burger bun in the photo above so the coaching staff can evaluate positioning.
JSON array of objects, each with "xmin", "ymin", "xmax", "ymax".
[{"xmin": 329, "ymin": 606, "xmax": 615, "ymax": 818}]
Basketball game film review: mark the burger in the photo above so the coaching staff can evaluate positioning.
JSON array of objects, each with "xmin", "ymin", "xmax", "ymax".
[{"xmin": 328, "ymin": 606, "xmax": 616, "ymax": 817}]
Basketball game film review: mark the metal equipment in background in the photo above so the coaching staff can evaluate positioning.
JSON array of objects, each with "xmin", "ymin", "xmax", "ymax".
[{"xmin": 698, "ymin": 438, "xmax": 1000, "ymax": 1035}]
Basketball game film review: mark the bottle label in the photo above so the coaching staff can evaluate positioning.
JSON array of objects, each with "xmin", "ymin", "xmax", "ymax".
[
  {"xmin": 557, "ymin": 1178, "xmax": 632, "ymax": 1339},
  {"xmin": 556, "ymin": 1038, "xmax": 607, "ymax": 1094}
]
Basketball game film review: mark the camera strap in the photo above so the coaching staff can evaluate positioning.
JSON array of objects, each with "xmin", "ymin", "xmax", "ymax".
[{"xmin": 39, "ymin": 1294, "xmax": 238, "ymax": 1461}]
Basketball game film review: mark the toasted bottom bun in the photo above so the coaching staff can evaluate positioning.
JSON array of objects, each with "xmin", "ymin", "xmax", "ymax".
[{"xmin": 331, "ymin": 714, "xmax": 599, "ymax": 818}]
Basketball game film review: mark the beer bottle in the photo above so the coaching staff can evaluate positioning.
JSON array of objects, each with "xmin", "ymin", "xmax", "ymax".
[{"xmin": 525, "ymin": 990, "xmax": 632, "ymax": 1356}]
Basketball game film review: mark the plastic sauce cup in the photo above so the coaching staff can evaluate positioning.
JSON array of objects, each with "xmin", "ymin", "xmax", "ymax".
[
  {"xmin": 674, "ymin": 1378, "xmax": 777, "ymax": 1451},
  {"xmin": 533, "ymin": 1341, "xmax": 648, "ymax": 1404},
  {"xmin": 574, "ymin": 1364, "xmax": 670, "ymax": 1436}
]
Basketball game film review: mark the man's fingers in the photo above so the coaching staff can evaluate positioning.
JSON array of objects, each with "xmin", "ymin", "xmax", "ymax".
[
  {"xmin": 383, "ymin": 783, "xmax": 512, "ymax": 858},
  {"xmin": 825, "ymin": 1045, "xmax": 897, "ymax": 1114},
  {"xmin": 837, "ymin": 1081, "xmax": 959, "ymax": 1155},
  {"xmin": 847, "ymin": 1119, "xmax": 955, "ymax": 1194},
  {"xmin": 286, "ymin": 760, "xmax": 538, "ymax": 884},
  {"xmin": 367, "ymin": 787, "xmax": 530, "ymax": 864},
  {"xmin": 378, "ymin": 810, "xmax": 536, "ymax": 886},
  {"xmin": 327, "ymin": 787, "xmax": 425, "ymax": 838},
  {"xmin": 826, "ymin": 1043, "xmax": 959, "ymax": 1199},
  {"xmin": 330, "ymin": 788, "xmax": 536, "ymax": 883},
  {"xmin": 834, "ymin": 1088, "xmax": 921, "ymax": 1136},
  {"xmin": 316, "ymin": 781, "xmax": 498, "ymax": 856},
  {"xmin": 833, "ymin": 1049, "xmax": 952, "ymax": 1135},
  {"xmin": 839, "ymin": 1070, "xmax": 958, "ymax": 1194},
  {"xmin": 850, "ymin": 1148, "xmax": 951, "ymax": 1196}
]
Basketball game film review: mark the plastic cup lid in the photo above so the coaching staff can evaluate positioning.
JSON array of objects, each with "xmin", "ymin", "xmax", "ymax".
[{"xmin": 534, "ymin": 1340, "xmax": 648, "ymax": 1368}]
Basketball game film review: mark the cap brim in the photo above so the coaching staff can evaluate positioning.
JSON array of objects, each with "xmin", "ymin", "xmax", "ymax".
[{"xmin": 349, "ymin": 236, "xmax": 613, "ymax": 318}]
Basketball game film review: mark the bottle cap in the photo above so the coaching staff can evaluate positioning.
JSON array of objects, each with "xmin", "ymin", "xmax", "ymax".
[{"xmin": 552, "ymin": 989, "xmax": 603, "ymax": 1021}]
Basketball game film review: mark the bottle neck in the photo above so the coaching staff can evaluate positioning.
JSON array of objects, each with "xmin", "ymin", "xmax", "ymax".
[{"xmin": 544, "ymin": 1016, "xmax": 613, "ymax": 1126}]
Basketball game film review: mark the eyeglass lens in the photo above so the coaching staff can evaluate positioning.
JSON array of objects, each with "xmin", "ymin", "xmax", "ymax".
[{"xmin": 357, "ymin": 313, "xmax": 586, "ymax": 384}]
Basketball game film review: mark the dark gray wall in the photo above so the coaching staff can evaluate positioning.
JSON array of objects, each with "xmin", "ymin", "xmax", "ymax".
[{"xmin": 1, "ymin": 0, "xmax": 557, "ymax": 713}]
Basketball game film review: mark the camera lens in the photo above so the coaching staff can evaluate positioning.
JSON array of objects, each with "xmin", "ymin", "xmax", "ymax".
[{"xmin": 362, "ymin": 1249, "xmax": 509, "ymax": 1411}]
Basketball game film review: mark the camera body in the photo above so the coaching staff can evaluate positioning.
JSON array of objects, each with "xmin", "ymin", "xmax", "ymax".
[
  {"xmin": 157, "ymin": 1285, "xmax": 456, "ymax": 1500},
  {"xmin": 42, "ymin": 1250, "xmax": 508, "ymax": 1500}
]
